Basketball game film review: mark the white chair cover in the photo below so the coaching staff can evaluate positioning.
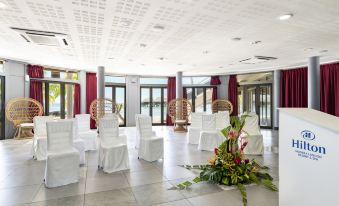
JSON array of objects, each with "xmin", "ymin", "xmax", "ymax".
[
  {"xmin": 72, "ymin": 119, "xmax": 86, "ymax": 165},
  {"xmin": 32, "ymin": 116, "xmax": 54, "ymax": 160},
  {"xmin": 135, "ymin": 114, "xmax": 148, "ymax": 148},
  {"xmin": 198, "ymin": 114, "xmax": 223, "ymax": 151},
  {"xmin": 75, "ymin": 114, "xmax": 97, "ymax": 151},
  {"xmin": 187, "ymin": 112, "xmax": 204, "ymax": 144},
  {"xmin": 242, "ymin": 113, "xmax": 264, "ymax": 155},
  {"xmin": 45, "ymin": 120, "xmax": 80, "ymax": 188},
  {"xmin": 216, "ymin": 111, "xmax": 230, "ymax": 129},
  {"xmin": 98, "ymin": 115, "xmax": 129, "ymax": 173},
  {"xmin": 136, "ymin": 116, "xmax": 164, "ymax": 162}
]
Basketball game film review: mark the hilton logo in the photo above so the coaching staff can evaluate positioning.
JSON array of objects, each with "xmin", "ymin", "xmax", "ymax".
[{"xmin": 292, "ymin": 130, "xmax": 326, "ymax": 161}]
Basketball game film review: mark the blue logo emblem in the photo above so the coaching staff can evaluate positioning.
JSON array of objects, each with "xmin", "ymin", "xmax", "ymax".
[{"xmin": 301, "ymin": 130, "xmax": 315, "ymax": 140}]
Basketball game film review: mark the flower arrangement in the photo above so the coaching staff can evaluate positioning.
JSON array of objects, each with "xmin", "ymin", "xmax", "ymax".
[{"xmin": 170, "ymin": 114, "xmax": 277, "ymax": 206}]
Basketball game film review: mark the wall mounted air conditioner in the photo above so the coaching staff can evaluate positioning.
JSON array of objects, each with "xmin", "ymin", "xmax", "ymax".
[{"xmin": 11, "ymin": 27, "xmax": 69, "ymax": 47}]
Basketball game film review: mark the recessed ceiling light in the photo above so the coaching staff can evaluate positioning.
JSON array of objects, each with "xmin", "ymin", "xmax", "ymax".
[
  {"xmin": 203, "ymin": 50, "xmax": 209, "ymax": 54},
  {"xmin": 178, "ymin": 63, "xmax": 182, "ymax": 65},
  {"xmin": 232, "ymin": 37, "xmax": 242, "ymax": 41},
  {"xmin": 107, "ymin": 57, "xmax": 114, "ymax": 60},
  {"xmin": 128, "ymin": 59, "xmax": 133, "ymax": 62},
  {"xmin": 140, "ymin": 43, "xmax": 147, "ymax": 47},
  {"xmin": 153, "ymin": 25, "xmax": 165, "ymax": 31},
  {"xmin": 219, "ymin": 66, "xmax": 223, "ymax": 69},
  {"xmin": 141, "ymin": 64, "xmax": 145, "ymax": 66},
  {"xmin": 279, "ymin": 14, "xmax": 293, "ymax": 20},
  {"xmin": 320, "ymin": 50, "xmax": 328, "ymax": 53},
  {"xmin": 159, "ymin": 57, "xmax": 165, "ymax": 61},
  {"xmin": 0, "ymin": 2, "xmax": 7, "ymax": 8}
]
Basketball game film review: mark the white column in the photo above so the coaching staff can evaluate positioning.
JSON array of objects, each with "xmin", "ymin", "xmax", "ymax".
[
  {"xmin": 273, "ymin": 70, "xmax": 280, "ymax": 129},
  {"xmin": 176, "ymin": 71, "xmax": 183, "ymax": 98},
  {"xmin": 126, "ymin": 75, "xmax": 140, "ymax": 126},
  {"xmin": 78, "ymin": 70, "xmax": 86, "ymax": 114},
  {"xmin": 97, "ymin": 66, "xmax": 105, "ymax": 99},
  {"xmin": 308, "ymin": 56, "xmax": 320, "ymax": 110}
]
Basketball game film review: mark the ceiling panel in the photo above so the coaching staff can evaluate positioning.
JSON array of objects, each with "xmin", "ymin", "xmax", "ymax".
[{"xmin": 0, "ymin": 0, "xmax": 338, "ymax": 75}]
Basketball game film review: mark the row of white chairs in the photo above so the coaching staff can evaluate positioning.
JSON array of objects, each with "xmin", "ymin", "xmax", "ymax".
[
  {"xmin": 187, "ymin": 111, "xmax": 264, "ymax": 155},
  {"xmin": 40, "ymin": 114, "xmax": 164, "ymax": 188}
]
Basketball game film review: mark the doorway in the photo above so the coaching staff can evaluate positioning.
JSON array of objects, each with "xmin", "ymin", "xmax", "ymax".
[{"xmin": 238, "ymin": 84, "xmax": 272, "ymax": 128}]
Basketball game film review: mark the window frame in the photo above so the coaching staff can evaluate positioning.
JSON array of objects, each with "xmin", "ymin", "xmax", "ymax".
[
  {"xmin": 140, "ymin": 86, "xmax": 167, "ymax": 125},
  {"xmin": 184, "ymin": 86, "xmax": 215, "ymax": 112},
  {"xmin": 104, "ymin": 84, "xmax": 127, "ymax": 127}
]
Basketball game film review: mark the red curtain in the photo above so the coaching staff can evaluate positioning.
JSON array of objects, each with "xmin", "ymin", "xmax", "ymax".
[
  {"xmin": 280, "ymin": 67, "xmax": 308, "ymax": 108},
  {"xmin": 73, "ymin": 84, "xmax": 81, "ymax": 117},
  {"xmin": 166, "ymin": 77, "xmax": 176, "ymax": 125},
  {"xmin": 86, "ymin": 72, "xmax": 97, "ymax": 129},
  {"xmin": 27, "ymin": 65, "xmax": 44, "ymax": 106},
  {"xmin": 212, "ymin": 86, "xmax": 218, "ymax": 102},
  {"xmin": 320, "ymin": 63, "xmax": 339, "ymax": 117},
  {"xmin": 228, "ymin": 75, "xmax": 238, "ymax": 116},
  {"xmin": 183, "ymin": 87, "xmax": 187, "ymax": 99},
  {"xmin": 210, "ymin": 76, "xmax": 221, "ymax": 85}
]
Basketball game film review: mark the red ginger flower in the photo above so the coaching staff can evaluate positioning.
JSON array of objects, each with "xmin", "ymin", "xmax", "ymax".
[
  {"xmin": 228, "ymin": 130, "xmax": 238, "ymax": 140},
  {"xmin": 214, "ymin": 148, "xmax": 219, "ymax": 154}
]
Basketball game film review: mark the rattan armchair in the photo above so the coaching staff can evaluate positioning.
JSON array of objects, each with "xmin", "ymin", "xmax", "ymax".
[
  {"xmin": 211, "ymin": 99, "xmax": 233, "ymax": 114},
  {"xmin": 168, "ymin": 98, "xmax": 192, "ymax": 132},
  {"xmin": 6, "ymin": 97, "xmax": 43, "ymax": 138},
  {"xmin": 89, "ymin": 98, "xmax": 118, "ymax": 126}
]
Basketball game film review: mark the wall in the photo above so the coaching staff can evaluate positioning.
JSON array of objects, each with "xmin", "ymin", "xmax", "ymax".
[
  {"xmin": 217, "ymin": 75, "xmax": 229, "ymax": 99},
  {"xmin": 3, "ymin": 60, "xmax": 28, "ymax": 139},
  {"xmin": 125, "ymin": 75, "xmax": 140, "ymax": 126},
  {"xmin": 78, "ymin": 70, "xmax": 87, "ymax": 114}
]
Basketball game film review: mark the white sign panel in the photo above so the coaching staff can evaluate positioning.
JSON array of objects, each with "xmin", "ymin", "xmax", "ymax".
[{"xmin": 279, "ymin": 108, "xmax": 339, "ymax": 206}]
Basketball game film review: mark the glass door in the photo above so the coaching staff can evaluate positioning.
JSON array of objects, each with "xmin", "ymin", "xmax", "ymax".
[
  {"xmin": 105, "ymin": 85, "xmax": 126, "ymax": 126},
  {"xmin": 140, "ymin": 87, "xmax": 167, "ymax": 125},
  {"xmin": 0, "ymin": 76, "xmax": 5, "ymax": 140},
  {"xmin": 239, "ymin": 84, "xmax": 272, "ymax": 128}
]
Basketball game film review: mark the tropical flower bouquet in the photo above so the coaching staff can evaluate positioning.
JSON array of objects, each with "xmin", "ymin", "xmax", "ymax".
[{"xmin": 170, "ymin": 114, "xmax": 278, "ymax": 206}]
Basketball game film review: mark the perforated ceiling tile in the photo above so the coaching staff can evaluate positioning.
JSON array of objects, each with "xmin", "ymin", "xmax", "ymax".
[{"xmin": 1, "ymin": 0, "xmax": 339, "ymax": 75}]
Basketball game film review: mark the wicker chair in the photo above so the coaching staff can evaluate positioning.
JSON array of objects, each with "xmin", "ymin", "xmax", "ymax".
[
  {"xmin": 89, "ymin": 98, "xmax": 118, "ymax": 126},
  {"xmin": 211, "ymin": 99, "xmax": 233, "ymax": 114},
  {"xmin": 6, "ymin": 97, "xmax": 43, "ymax": 138},
  {"xmin": 168, "ymin": 98, "xmax": 192, "ymax": 132}
]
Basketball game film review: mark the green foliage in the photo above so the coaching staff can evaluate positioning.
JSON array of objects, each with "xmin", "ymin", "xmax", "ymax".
[
  {"xmin": 237, "ymin": 184, "xmax": 247, "ymax": 206},
  {"xmin": 48, "ymin": 84, "xmax": 61, "ymax": 104},
  {"xmin": 169, "ymin": 114, "xmax": 277, "ymax": 206}
]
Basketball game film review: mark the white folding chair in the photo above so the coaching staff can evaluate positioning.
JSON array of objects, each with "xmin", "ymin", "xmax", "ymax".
[
  {"xmin": 136, "ymin": 116, "xmax": 164, "ymax": 162},
  {"xmin": 45, "ymin": 120, "xmax": 80, "ymax": 188},
  {"xmin": 98, "ymin": 115, "xmax": 129, "ymax": 173},
  {"xmin": 187, "ymin": 112, "xmax": 204, "ymax": 144},
  {"xmin": 198, "ymin": 114, "xmax": 223, "ymax": 151},
  {"xmin": 241, "ymin": 113, "xmax": 264, "ymax": 155},
  {"xmin": 75, "ymin": 114, "xmax": 97, "ymax": 151},
  {"xmin": 32, "ymin": 116, "xmax": 54, "ymax": 160}
]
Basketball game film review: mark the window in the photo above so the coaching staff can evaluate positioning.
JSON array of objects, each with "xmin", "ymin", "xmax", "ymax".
[
  {"xmin": 183, "ymin": 76, "xmax": 210, "ymax": 85},
  {"xmin": 43, "ymin": 82, "xmax": 75, "ymax": 119},
  {"xmin": 105, "ymin": 85, "xmax": 126, "ymax": 126},
  {"xmin": 140, "ymin": 87, "xmax": 167, "ymax": 125},
  {"xmin": 44, "ymin": 69, "xmax": 78, "ymax": 80},
  {"xmin": 140, "ymin": 77, "xmax": 167, "ymax": 85},
  {"xmin": 105, "ymin": 76, "xmax": 125, "ymax": 84},
  {"xmin": 184, "ymin": 87, "xmax": 214, "ymax": 113}
]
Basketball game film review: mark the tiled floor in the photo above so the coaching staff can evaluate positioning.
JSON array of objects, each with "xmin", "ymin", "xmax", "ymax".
[{"xmin": 0, "ymin": 126, "xmax": 279, "ymax": 206}]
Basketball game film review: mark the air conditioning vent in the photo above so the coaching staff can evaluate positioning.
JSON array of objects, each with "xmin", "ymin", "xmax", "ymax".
[
  {"xmin": 11, "ymin": 27, "xmax": 69, "ymax": 47},
  {"xmin": 239, "ymin": 56, "xmax": 277, "ymax": 64}
]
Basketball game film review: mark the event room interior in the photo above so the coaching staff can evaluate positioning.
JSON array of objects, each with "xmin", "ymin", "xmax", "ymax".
[{"xmin": 0, "ymin": 0, "xmax": 339, "ymax": 206}]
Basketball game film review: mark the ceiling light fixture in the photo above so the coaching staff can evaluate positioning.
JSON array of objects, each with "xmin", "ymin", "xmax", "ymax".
[
  {"xmin": 140, "ymin": 43, "xmax": 147, "ymax": 47},
  {"xmin": 252, "ymin": 41, "xmax": 262, "ymax": 45},
  {"xmin": 0, "ymin": 2, "xmax": 7, "ymax": 8},
  {"xmin": 153, "ymin": 25, "xmax": 165, "ymax": 31},
  {"xmin": 319, "ymin": 50, "xmax": 328, "ymax": 53},
  {"xmin": 279, "ymin": 13, "xmax": 293, "ymax": 20},
  {"xmin": 159, "ymin": 57, "xmax": 165, "ymax": 61},
  {"xmin": 232, "ymin": 37, "xmax": 242, "ymax": 41},
  {"xmin": 203, "ymin": 50, "xmax": 209, "ymax": 54}
]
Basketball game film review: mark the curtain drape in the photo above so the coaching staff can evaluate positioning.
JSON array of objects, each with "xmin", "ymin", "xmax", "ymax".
[
  {"xmin": 212, "ymin": 86, "xmax": 218, "ymax": 102},
  {"xmin": 27, "ymin": 65, "xmax": 44, "ymax": 106},
  {"xmin": 86, "ymin": 72, "xmax": 97, "ymax": 129},
  {"xmin": 228, "ymin": 75, "xmax": 238, "ymax": 116},
  {"xmin": 280, "ymin": 67, "xmax": 308, "ymax": 108},
  {"xmin": 320, "ymin": 63, "xmax": 339, "ymax": 117},
  {"xmin": 73, "ymin": 84, "xmax": 81, "ymax": 117},
  {"xmin": 183, "ymin": 87, "xmax": 187, "ymax": 99},
  {"xmin": 166, "ymin": 77, "xmax": 176, "ymax": 125},
  {"xmin": 210, "ymin": 76, "xmax": 221, "ymax": 85}
]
